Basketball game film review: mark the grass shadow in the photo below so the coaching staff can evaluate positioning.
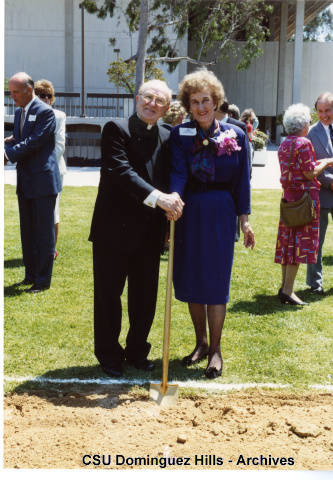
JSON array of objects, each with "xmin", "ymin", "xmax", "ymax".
[
  {"xmin": 324, "ymin": 286, "xmax": 333, "ymax": 296},
  {"xmin": 143, "ymin": 358, "xmax": 208, "ymax": 382},
  {"xmin": 4, "ymin": 284, "xmax": 28, "ymax": 297},
  {"xmin": 297, "ymin": 288, "xmax": 330, "ymax": 304},
  {"xmin": 4, "ymin": 258, "xmax": 24, "ymax": 269},
  {"xmin": 229, "ymin": 292, "xmax": 323, "ymax": 315},
  {"xmin": 11, "ymin": 365, "xmax": 134, "ymax": 410},
  {"xmin": 323, "ymin": 255, "xmax": 333, "ymax": 266},
  {"xmin": 9, "ymin": 360, "xmax": 210, "ymax": 404}
]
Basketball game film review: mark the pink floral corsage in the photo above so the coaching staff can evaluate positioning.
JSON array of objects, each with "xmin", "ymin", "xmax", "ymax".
[{"xmin": 215, "ymin": 129, "xmax": 241, "ymax": 156}]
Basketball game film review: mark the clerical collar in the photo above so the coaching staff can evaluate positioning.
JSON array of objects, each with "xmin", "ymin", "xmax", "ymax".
[
  {"xmin": 136, "ymin": 112, "xmax": 156, "ymax": 130},
  {"xmin": 129, "ymin": 113, "xmax": 158, "ymax": 139}
]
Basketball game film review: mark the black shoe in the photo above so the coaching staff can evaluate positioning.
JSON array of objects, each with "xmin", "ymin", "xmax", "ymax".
[
  {"xmin": 27, "ymin": 284, "xmax": 50, "ymax": 294},
  {"xmin": 14, "ymin": 278, "xmax": 34, "ymax": 287},
  {"xmin": 182, "ymin": 350, "xmax": 208, "ymax": 366},
  {"xmin": 205, "ymin": 354, "xmax": 223, "ymax": 379},
  {"xmin": 310, "ymin": 286, "xmax": 324, "ymax": 295},
  {"xmin": 205, "ymin": 366, "xmax": 222, "ymax": 379},
  {"xmin": 279, "ymin": 291, "xmax": 308, "ymax": 306},
  {"xmin": 127, "ymin": 358, "xmax": 155, "ymax": 371},
  {"xmin": 101, "ymin": 362, "xmax": 123, "ymax": 378}
]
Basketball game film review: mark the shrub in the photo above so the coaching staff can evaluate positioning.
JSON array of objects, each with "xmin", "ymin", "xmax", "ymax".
[{"xmin": 253, "ymin": 129, "xmax": 268, "ymax": 150}]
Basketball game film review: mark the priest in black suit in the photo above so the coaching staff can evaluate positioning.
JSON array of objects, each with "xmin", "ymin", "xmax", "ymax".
[{"xmin": 89, "ymin": 80, "xmax": 184, "ymax": 377}]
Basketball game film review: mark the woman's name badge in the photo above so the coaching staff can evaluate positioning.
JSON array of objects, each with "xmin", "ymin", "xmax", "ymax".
[{"xmin": 179, "ymin": 127, "xmax": 196, "ymax": 136}]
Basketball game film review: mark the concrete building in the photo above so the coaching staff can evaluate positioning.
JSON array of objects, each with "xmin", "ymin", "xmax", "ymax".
[{"xmin": 4, "ymin": 0, "xmax": 333, "ymax": 141}]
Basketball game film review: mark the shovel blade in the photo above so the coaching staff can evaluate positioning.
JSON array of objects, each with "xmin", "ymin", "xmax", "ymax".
[{"xmin": 149, "ymin": 383, "xmax": 179, "ymax": 407}]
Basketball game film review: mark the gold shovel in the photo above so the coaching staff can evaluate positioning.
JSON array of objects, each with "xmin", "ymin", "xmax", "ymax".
[{"xmin": 149, "ymin": 220, "xmax": 179, "ymax": 406}]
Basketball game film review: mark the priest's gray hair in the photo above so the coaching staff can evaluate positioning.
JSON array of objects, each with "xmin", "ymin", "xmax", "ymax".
[{"xmin": 138, "ymin": 79, "xmax": 172, "ymax": 104}]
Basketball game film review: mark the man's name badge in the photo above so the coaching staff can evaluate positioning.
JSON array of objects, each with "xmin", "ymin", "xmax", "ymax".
[
  {"xmin": 179, "ymin": 128, "xmax": 196, "ymax": 136},
  {"xmin": 28, "ymin": 115, "xmax": 36, "ymax": 121}
]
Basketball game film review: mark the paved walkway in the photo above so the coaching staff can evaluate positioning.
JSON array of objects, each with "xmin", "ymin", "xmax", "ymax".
[{"xmin": 4, "ymin": 146, "xmax": 281, "ymax": 190}]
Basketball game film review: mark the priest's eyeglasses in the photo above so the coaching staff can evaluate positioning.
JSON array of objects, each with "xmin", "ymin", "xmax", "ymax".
[{"xmin": 139, "ymin": 93, "xmax": 168, "ymax": 107}]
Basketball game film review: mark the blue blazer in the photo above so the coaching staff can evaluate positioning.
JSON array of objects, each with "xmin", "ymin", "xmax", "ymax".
[
  {"xmin": 169, "ymin": 120, "xmax": 251, "ymax": 216},
  {"xmin": 307, "ymin": 121, "xmax": 333, "ymax": 209},
  {"xmin": 5, "ymin": 97, "xmax": 61, "ymax": 199}
]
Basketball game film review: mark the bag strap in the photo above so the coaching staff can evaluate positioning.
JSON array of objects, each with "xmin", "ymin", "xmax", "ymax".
[
  {"xmin": 287, "ymin": 137, "xmax": 298, "ymax": 169},
  {"xmin": 281, "ymin": 138, "xmax": 297, "ymax": 200}
]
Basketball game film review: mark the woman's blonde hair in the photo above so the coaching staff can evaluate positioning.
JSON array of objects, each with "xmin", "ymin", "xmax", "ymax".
[
  {"xmin": 178, "ymin": 69, "xmax": 224, "ymax": 113},
  {"xmin": 240, "ymin": 108, "xmax": 255, "ymax": 124},
  {"xmin": 34, "ymin": 79, "xmax": 56, "ymax": 105}
]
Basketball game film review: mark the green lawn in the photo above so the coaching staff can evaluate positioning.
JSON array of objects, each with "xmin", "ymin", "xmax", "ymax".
[{"xmin": 4, "ymin": 185, "xmax": 333, "ymax": 392}]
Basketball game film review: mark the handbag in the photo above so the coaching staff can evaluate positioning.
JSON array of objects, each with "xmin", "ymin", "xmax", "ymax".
[
  {"xmin": 279, "ymin": 139, "xmax": 315, "ymax": 227},
  {"xmin": 280, "ymin": 191, "xmax": 315, "ymax": 227}
]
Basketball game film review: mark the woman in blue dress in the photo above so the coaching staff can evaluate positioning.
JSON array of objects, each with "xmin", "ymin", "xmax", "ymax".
[{"xmin": 169, "ymin": 69, "xmax": 255, "ymax": 379}]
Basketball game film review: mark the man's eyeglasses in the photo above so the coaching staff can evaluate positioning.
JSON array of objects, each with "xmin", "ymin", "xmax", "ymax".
[
  {"xmin": 38, "ymin": 93, "xmax": 53, "ymax": 99},
  {"xmin": 139, "ymin": 93, "xmax": 168, "ymax": 107}
]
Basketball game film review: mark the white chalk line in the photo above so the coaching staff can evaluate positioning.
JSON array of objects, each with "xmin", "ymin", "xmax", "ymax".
[{"xmin": 4, "ymin": 376, "xmax": 333, "ymax": 392}]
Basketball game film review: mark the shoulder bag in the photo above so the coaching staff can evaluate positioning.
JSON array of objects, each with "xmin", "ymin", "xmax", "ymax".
[{"xmin": 279, "ymin": 139, "xmax": 315, "ymax": 227}]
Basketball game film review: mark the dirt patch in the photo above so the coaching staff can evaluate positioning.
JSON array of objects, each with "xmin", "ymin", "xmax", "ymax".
[{"xmin": 4, "ymin": 387, "xmax": 333, "ymax": 470}]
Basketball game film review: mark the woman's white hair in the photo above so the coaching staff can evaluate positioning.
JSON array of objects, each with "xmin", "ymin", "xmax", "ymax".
[{"xmin": 283, "ymin": 103, "xmax": 311, "ymax": 135}]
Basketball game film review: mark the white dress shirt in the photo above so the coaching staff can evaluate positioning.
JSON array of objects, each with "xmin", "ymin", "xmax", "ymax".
[{"xmin": 21, "ymin": 96, "xmax": 36, "ymax": 129}]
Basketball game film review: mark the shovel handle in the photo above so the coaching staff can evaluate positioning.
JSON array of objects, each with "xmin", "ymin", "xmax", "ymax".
[{"xmin": 161, "ymin": 219, "xmax": 175, "ymax": 394}]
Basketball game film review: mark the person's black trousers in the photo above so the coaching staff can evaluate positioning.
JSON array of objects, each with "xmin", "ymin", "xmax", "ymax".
[
  {"xmin": 92, "ymin": 236, "xmax": 161, "ymax": 367},
  {"xmin": 17, "ymin": 193, "xmax": 56, "ymax": 287}
]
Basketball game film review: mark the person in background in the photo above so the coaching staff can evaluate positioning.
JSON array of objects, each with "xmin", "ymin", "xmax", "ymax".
[
  {"xmin": 162, "ymin": 100, "xmax": 187, "ymax": 130},
  {"xmin": 4, "ymin": 72, "xmax": 60, "ymax": 293},
  {"xmin": 35, "ymin": 79, "xmax": 66, "ymax": 260},
  {"xmin": 228, "ymin": 104, "xmax": 241, "ymax": 121},
  {"xmin": 306, "ymin": 92, "xmax": 333, "ymax": 295},
  {"xmin": 240, "ymin": 108, "xmax": 258, "ymax": 166},
  {"xmin": 240, "ymin": 108, "xmax": 257, "ymax": 141},
  {"xmin": 216, "ymin": 100, "xmax": 252, "ymax": 241},
  {"xmin": 170, "ymin": 69, "xmax": 255, "ymax": 379},
  {"xmin": 274, "ymin": 103, "xmax": 333, "ymax": 305},
  {"xmin": 216, "ymin": 100, "xmax": 252, "ymax": 176}
]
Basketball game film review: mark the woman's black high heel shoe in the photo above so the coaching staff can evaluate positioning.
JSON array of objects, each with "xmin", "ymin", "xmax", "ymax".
[
  {"xmin": 182, "ymin": 348, "xmax": 208, "ymax": 366},
  {"xmin": 205, "ymin": 365, "xmax": 222, "ymax": 379},
  {"xmin": 205, "ymin": 354, "xmax": 223, "ymax": 379},
  {"xmin": 278, "ymin": 291, "xmax": 308, "ymax": 306}
]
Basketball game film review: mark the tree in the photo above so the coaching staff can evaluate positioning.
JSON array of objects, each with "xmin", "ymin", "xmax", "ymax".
[
  {"xmin": 303, "ymin": 7, "xmax": 333, "ymax": 42},
  {"xmin": 82, "ymin": 0, "xmax": 273, "ymax": 96},
  {"xmin": 107, "ymin": 56, "xmax": 165, "ymax": 94}
]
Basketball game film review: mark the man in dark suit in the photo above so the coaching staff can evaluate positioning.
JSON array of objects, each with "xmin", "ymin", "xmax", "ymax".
[
  {"xmin": 5, "ymin": 72, "xmax": 61, "ymax": 293},
  {"xmin": 306, "ymin": 92, "xmax": 333, "ymax": 294},
  {"xmin": 89, "ymin": 79, "xmax": 184, "ymax": 377},
  {"xmin": 216, "ymin": 101, "xmax": 252, "ymax": 175},
  {"xmin": 216, "ymin": 100, "xmax": 252, "ymax": 241}
]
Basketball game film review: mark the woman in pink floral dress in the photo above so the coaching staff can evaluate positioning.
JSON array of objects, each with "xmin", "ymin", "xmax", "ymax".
[{"xmin": 275, "ymin": 104, "xmax": 333, "ymax": 305}]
